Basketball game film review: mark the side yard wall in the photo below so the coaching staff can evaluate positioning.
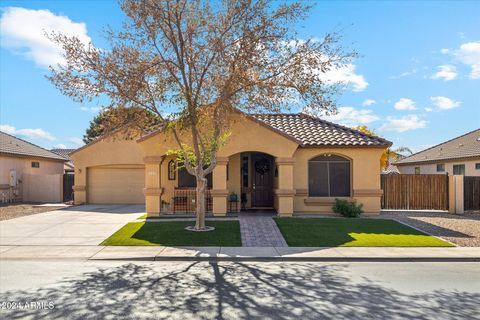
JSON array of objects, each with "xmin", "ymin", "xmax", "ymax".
[{"xmin": 0, "ymin": 155, "xmax": 64, "ymax": 202}]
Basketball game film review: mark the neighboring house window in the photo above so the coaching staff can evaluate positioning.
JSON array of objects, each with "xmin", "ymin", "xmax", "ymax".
[
  {"xmin": 453, "ymin": 164, "xmax": 465, "ymax": 175},
  {"xmin": 178, "ymin": 167, "xmax": 212, "ymax": 188},
  {"xmin": 31, "ymin": 161, "xmax": 40, "ymax": 168},
  {"xmin": 168, "ymin": 160, "xmax": 176, "ymax": 180},
  {"xmin": 436, "ymin": 164, "xmax": 445, "ymax": 172},
  {"xmin": 308, "ymin": 155, "xmax": 350, "ymax": 197},
  {"xmin": 476, "ymin": 163, "xmax": 480, "ymax": 170},
  {"xmin": 415, "ymin": 167, "xmax": 420, "ymax": 175}
]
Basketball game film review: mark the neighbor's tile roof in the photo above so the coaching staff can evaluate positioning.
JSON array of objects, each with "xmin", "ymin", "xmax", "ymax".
[
  {"xmin": 250, "ymin": 113, "xmax": 391, "ymax": 147},
  {"xmin": 50, "ymin": 148, "xmax": 76, "ymax": 161},
  {"xmin": 395, "ymin": 128, "xmax": 480, "ymax": 165},
  {"xmin": 51, "ymin": 148, "xmax": 76, "ymax": 168},
  {"xmin": 0, "ymin": 131, "xmax": 66, "ymax": 161}
]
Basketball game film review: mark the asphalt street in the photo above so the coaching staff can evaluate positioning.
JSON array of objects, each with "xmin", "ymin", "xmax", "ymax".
[{"xmin": 1, "ymin": 260, "xmax": 479, "ymax": 319}]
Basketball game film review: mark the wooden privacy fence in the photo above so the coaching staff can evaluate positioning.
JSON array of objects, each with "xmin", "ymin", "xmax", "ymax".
[
  {"xmin": 381, "ymin": 174, "xmax": 449, "ymax": 210},
  {"xmin": 464, "ymin": 176, "xmax": 480, "ymax": 211}
]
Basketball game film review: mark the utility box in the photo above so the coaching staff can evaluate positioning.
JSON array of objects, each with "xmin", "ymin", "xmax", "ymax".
[{"xmin": 9, "ymin": 170, "xmax": 17, "ymax": 187}]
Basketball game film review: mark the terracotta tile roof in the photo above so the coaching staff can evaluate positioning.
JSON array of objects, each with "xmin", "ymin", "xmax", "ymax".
[
  {"xmin": 250, "ymin": 113, "xmax": 391, "ymax": 147},
  {"xmin": 395, "ymin": 128, "xmax": 480, "ymax": 165},
  {"xmin": 0, "ymin": 131, "xmax": 66, "ymax": 161}
]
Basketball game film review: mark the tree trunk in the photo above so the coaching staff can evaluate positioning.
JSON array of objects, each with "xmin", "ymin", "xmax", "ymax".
[{"xmin": 195, "ymin": 175, "xmax": 207, "ymax": 230}]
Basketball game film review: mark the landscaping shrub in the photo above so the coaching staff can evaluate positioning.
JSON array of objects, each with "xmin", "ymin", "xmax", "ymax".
[{"xmin": 332, "ymin": 198, "xmax": 363, "ymax": 217}]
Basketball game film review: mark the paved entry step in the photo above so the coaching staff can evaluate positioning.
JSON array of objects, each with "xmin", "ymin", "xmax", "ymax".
[{"xmin": 239, "ymin": 215, "xmax": 288, "ymax": 247}]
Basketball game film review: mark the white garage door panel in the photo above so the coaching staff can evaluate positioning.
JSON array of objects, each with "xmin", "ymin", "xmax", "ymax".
[{"xmin": 87, "ymin": 167, "xmax": 145, "ymax": 204}]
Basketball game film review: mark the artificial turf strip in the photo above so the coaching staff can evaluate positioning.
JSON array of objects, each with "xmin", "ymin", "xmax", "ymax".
[
  {"xmin": 100, "ymin": 220, "xmax": 241, "ymax": 246},
  {"xmin": 274, "ymin": 218, "xmax": 454, "ymax": 247}
]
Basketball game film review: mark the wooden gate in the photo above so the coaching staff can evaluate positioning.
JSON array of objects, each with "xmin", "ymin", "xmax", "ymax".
[
  {"xmin": 63, "ymin": 173, "xmax": 74, "ymax": 202},
  {"xmin": 464, "ymin": 176, "xmax": 480, "ymax": 211},
  {"xmin": 381, "ymin": 174, "xmax": 449, "ymax": 210}
]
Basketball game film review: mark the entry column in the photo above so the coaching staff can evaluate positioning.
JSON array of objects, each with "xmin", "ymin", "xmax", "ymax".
[
  {"xmin": 275, "ymin": 157, "xmax": 295, "ymax": 216},
  {"xmin": 144, "ymin": 156, "xmax": 163, "ymax": 216},
  {"xmin": 212, "ymin": 157, "xmax": 229, "ymax": 216}
]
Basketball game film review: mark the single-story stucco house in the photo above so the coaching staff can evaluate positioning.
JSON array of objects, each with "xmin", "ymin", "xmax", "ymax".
[
  {"xmin": 395, "ymin": 129, "xmax": 480, "ymax": 176},
  {"xmin": 0, "ymin": 131, "xmax": 67, "ymax": 203},
  {"xmin": 71, "ymin": 112, "xmax": 391, "ymax": 216}
]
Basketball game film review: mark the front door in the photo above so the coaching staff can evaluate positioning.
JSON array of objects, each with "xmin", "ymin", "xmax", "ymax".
[{"xmin": 251, "ymin": 153, "xmax": 274, "ymax": 207}]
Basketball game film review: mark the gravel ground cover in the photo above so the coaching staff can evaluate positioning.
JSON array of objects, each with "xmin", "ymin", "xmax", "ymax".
[
  {"xmin": 0, "ymin": 203, "xmax": 59, "ymax": 221},
  {"xmin": 381, "ymin": 211, "xmax": 480, "ymax": 247}
]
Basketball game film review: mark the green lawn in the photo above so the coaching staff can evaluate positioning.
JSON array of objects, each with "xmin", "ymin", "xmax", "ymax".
[
  {"xmin": 274, "ymin": 218, "xmax": 454, "ymax": 247},
  {"xmin": 101, "ymin": 221, "xmax": 241, "ymax": 246}
]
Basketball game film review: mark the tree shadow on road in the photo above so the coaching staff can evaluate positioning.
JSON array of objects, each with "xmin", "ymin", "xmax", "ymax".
[{"xmin": 0, "ymin": 262, "xmax": 478, "ymax": 319}]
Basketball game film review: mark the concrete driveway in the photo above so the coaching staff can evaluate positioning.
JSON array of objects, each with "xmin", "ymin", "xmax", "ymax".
[{"xmin": 0, "ymin": 205, "xmax": 144, "ymax": 246}]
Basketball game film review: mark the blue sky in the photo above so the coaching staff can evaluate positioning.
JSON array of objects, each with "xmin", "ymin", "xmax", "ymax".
[{"xmin": 0, "ymin": 0, "xmax": 479, "ymax": 152}]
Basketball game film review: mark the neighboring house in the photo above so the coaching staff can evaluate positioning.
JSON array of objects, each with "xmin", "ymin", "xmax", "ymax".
[
  {"xmin": 71, "ymin": 112, "xmax": 391, "ymax": 216},
  {"xmin": 382, "ymin": 163, "xmax": 400, "ymax": 175},
  {"xmin": 0, "ymin": 131, "xmax": 66, "ymax": 203},
  {"xmin": 395, "ymin": 129, "xmax": 480, "ymax": 176},
  {"xmin": 50, "ymin": 148, "xmax": 76, "ymax": 173},
  {"xmin": 381, "ymin": 156, "xmax": 402, "ymax": 175}
]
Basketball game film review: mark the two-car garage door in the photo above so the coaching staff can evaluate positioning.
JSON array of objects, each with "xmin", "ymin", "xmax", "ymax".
[{"xmin": 87, "ymin": 166, "xmax": 145, "ymax": 204}]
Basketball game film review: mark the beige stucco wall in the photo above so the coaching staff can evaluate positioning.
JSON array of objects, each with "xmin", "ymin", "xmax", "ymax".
[
  {"xmin": 397, "ymin": 158, "xmax": 480, "ymax": 176},
  {"xmin": 0, "ymin": 154, "xmax": 64, "ymax": 202},
  {"xmin": 292, "ymin": 147, "xmax": 384, "ymax": 214},
  {"xmin": 70, "ymin": 136, "xmax": 145, "ymax": 204}
]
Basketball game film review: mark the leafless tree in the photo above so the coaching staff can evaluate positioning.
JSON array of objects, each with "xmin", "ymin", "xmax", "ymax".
[{"xmin": 48, "ymin": 0, "xmax": 355, "ymax": 230}]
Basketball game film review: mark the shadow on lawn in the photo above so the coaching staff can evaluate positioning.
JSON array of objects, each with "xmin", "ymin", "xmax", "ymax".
[
  {"xmin": 1, "ymin": 262, "xmax": 478, "ymax": 319},
  {"xmin": 126, "ymin": 220, "xmax": 241, "ymax": 246}
]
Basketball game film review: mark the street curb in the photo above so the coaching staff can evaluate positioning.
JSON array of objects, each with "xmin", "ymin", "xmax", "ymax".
[{"xmin": 86, "ymin": 256, "xmax": 480, "ymax": 262}]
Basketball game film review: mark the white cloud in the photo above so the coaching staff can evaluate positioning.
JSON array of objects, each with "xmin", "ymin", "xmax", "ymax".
[
  {"xmin": 69, "ymin": 137, "xmax": 84, "ymax": 145},
  {"xmin": 431, "ymin": 65, "xmax": 457, "ymax": 81},
  {"xmin": 455, "ymin": 41, "xmax": 480, "ymax": 79},
  {"xmin": 389, "ymin": 68, "xmax": 418, "ymax": 79},
  {"xmin": 379, "ymin": 115, "xmax": 427, "ymax": 133},
  {"xmin": 440, "ymin": 48, "xmax": 450, "ymax": 54},
  {"xmin": 425, "ymin": 107, "xmax": 433, "ymax": 112},
  {"xmin": 53, "ymin": 143, "xmax": 68, "ymax": 149},
  {"xmin": 321, "ymin": 64, "xmax": 368, "ymax": 92},
  {"xmin": 0, "ymin": 124, "xmax": 56, "ymax": 141},
  {"xmin": 80, "ymin": 106, "xmax": 103, "ymax": 113},
  {"xmin": 0, "ymin": 7, "xmax": 91, "ymax": 68},
  {"xmin": 321, "ymin": 106, "xmax": 379, "ymax": 127},
  {"xmin": 394, "ymin": 98, "xmax": 416, "ymax": 110},
  {"xmin": 362, "ymin": 99, "xmax": 376, "ymax": 107},
  {"xmin": 430, "ymin": 96, "xmax": 461, "ymax": 110}
]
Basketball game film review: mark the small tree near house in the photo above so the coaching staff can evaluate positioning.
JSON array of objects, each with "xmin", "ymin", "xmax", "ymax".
[
  {"xmin": 353, "ymin": 125, "xmax": 413, "ymax": 169},
  {"xmin": 47, "ymin": 0, "xmax": 355, "ymax": 231},
  {"xmin": 83, "ymin": 106, "xmax": 160, "ymax": 144}
]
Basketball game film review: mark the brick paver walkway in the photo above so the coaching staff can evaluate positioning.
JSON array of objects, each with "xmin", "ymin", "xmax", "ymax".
[{"xmin": 239, "ymin": 214, "xmax": 288, "ymax": 247}]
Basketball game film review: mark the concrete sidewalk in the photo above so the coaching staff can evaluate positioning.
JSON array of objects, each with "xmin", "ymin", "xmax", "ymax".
[{"xmin": 1, "ymin": 245, "xmax": 480, "ymax": 262}]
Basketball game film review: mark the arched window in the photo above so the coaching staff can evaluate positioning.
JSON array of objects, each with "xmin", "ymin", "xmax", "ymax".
[{"xmin": 308, "ymin": 155, "xmax": 351, "ymax": 197}]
